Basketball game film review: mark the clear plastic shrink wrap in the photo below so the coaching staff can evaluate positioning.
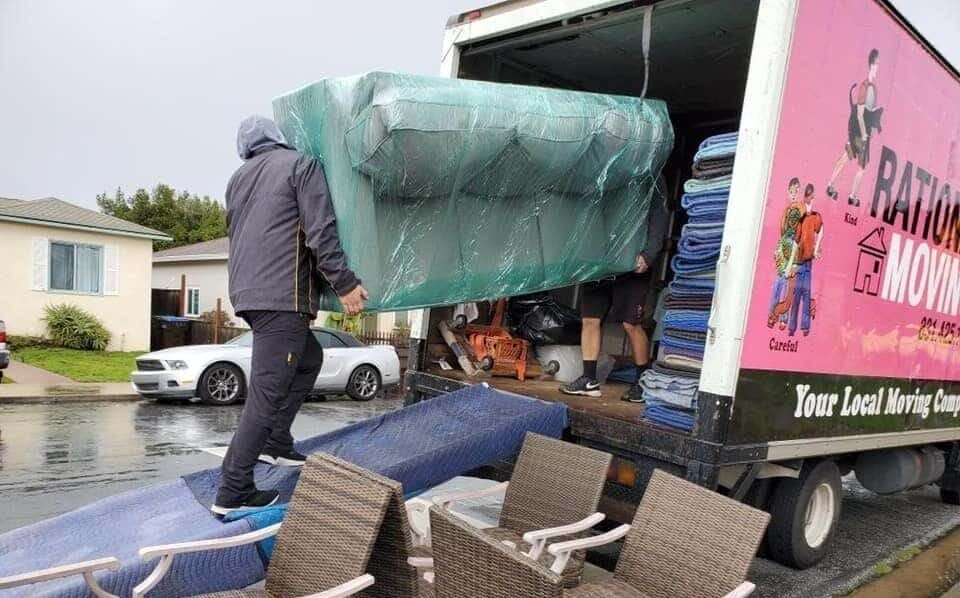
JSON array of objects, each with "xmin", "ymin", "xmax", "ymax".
[{"xmin": 273, "ymin": 72, "xmax": 673, "ymax": 311}]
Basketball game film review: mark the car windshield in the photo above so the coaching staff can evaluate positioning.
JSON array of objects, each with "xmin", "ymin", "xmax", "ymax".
[
  {"xmin": 225, "ymin": 332, "xmax": 253, "ymax": 347},
  {"xmin": 336, "ymin": 331, "xmax": 364, "ymax": 347}
]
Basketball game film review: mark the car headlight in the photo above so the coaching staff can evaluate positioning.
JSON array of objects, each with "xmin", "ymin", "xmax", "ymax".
[{"xmin": 166, "ymin": 360, "xmax": 189, "ymax": 370}]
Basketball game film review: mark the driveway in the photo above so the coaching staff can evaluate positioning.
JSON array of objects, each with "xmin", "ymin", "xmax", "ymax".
[
  {"xmin": 0, "ymin": 398, "xmax": 400, "ymax": 533},
  {"xmin": 3, "ymin": 359, "xmax": 72, "ymax": 384}
]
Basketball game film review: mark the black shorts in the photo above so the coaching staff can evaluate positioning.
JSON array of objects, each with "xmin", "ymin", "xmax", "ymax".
[
  {"xmin": 580, "ymin": 273, "xmax": 651, "ymax": 324},
  {"xmin": 846, "ymin": 126, "xmax": 871, "ymax": 169}
]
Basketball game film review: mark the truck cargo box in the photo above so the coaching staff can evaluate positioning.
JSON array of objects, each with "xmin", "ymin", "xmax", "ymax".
[{"xmin": 405, "ymin": 0, "xmax": 960, "ymax": 569}]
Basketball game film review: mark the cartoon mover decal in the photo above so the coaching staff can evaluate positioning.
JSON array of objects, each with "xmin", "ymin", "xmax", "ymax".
[{"xmin": 731, "ymin": 0, "xmax": 960, "ymax": 443}]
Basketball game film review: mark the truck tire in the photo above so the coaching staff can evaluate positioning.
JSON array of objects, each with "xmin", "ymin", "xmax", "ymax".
[
  {"xmin": 766, "ymin": 459, "xmax": 842, "ymax": 569},
  {"xmin": 742, "ymin": 478, "xmax": 774, "ymax": 559}
]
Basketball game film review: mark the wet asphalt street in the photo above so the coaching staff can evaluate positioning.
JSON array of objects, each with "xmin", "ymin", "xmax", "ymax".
[
  {"xmin": 3, "ymin": 398, "xmax": 960, "ymax": 596},
  {"xmin": 0, "ymin": 398, "xmax": 400, "ymax": 533}
]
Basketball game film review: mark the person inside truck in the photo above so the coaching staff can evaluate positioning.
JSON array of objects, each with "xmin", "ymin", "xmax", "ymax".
[
  {"xmin": 212, "ymin": 115, "xmax": 368, "ymax": 516},
  {"xmin": 826, "ymin": 48, "xmax": 881, "ymax": 207},
  {"xmin": 787, "ymin": 183, "xmax": 824, "ymax": 337},
  {"xmin": 560, "ymin": 192, "xmax": 669, "ymax": 402}
]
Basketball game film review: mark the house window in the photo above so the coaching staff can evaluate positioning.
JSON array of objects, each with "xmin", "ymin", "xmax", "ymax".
[
  {"xmin": 49, "ymin": 242, "xmax": 102, "ymax": 294},
  {"xmin": 186, "ymin": 288, "xmax": 201, "ymax": 316}
]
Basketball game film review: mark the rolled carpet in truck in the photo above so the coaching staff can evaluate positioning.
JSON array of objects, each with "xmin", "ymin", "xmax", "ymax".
[{"xmin": 272, "ymin": 71, "xmax": 674, "ymax": 312}]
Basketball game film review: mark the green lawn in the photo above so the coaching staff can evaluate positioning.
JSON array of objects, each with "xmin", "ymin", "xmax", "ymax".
[
  {"xmin": 0, "ymin": 375, "xmax": 12, "ymax": 384},
  {"xmin": 12, "ymin": 347, "xmax": 144, "ymax": 383}
]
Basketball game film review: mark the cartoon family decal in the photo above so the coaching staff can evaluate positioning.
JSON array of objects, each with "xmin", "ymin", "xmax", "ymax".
[
  {"xmin": 768, "ymin": 179, "xmax": 823, "ymax": 335},
  {"xmin": 767, "ymin": 49, "xmax": 884, "ymax": 337}
]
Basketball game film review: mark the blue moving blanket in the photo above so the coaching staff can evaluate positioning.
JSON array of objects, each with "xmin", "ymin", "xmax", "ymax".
[
  {"xmin": 0, "ymin": 385, "xmax": 567, "ymax": 597},
  {"xmin": 644, "ymin": 400, "xmax": 696, "ymax": 432},
  {"xmin": 683, "ymin": 175, "xmax": 732, "ymax": 193},
  {"xmin": 693, "ymin": 132, "xmax": 739, "ymax": 161}
]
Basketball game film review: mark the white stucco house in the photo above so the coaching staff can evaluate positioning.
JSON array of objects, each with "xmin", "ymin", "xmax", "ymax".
[
  {"xmin": 152, "ymin": 237, "xmax": 408, "ymax": 333},
  {"xmin": 0, "ymin": 196, "xmax": 170, "ymax": 351},
  {"xmin": 152, "ymin": 238, "xmax": 240, "ymax": 324}
]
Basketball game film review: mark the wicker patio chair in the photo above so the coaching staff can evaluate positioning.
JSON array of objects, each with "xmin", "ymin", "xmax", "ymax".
[
  {"xmin": 131, "ymin": 453, "xmax": 394, "ymax": 598},
  {"xmin": 408, "ymin": 432, "xmax": 612, "ymax": 587},
  {"xmin": 428, "ymin": 469, "xmax": 770, "ymax": 598},
  {"xmin": 311, "ymin": 453, "xmax": 422, "ymax": 598}
]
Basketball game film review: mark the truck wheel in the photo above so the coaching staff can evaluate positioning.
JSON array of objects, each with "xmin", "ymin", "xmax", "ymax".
[
  {"xmin": 767, "ymin": 459, "xmax": 842, "ymax": 569},
  {"xmin": 742, "ymin": 478, "xmax": 774, "ymax": 559}
]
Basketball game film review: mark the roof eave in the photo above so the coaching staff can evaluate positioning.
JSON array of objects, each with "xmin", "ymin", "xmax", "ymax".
[
  {"xmin": 153, "ymin": 254, "xmax": 229, "ymax": 263},
  {"xmin": 0, "ymin": 214, "xmax": 172, "ymax": 241}
]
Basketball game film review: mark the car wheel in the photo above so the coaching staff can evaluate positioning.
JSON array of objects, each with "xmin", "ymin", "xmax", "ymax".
[
  {"xmin": 347, "ymin": 365, "xmax": 381, "ymax": 401},
  {"xmin": 199, "ymin": 363, "xmax": 245, "ymax": 406}
]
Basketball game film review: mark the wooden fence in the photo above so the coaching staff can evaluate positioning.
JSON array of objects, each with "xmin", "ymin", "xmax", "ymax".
[
  {"xmin": 358, "ymin": 331, "xmax": 411, "ymax": 371},
  {"xmin": 189, "ymin": 321, "xmax": 247, "ymax": 345},
  {"xmin": 152, "ymin": 289, "xmax": 181, "ymax": 317},
  {"xmin": 358, "ymin": 331, "xmax": 410, "ymax": 348}
]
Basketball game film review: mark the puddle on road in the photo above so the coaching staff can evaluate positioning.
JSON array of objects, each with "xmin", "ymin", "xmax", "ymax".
[{"xmin": 0, "ymin": 398, "xmax": 401, "ymax": 532}]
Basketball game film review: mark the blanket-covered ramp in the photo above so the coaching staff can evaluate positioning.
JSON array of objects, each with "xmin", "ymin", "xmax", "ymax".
[{"xmin": 0, "ymin": 385, "xmax": 567, "ymax": 597}]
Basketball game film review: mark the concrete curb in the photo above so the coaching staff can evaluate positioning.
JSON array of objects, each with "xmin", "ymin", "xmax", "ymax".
[
  {"xmin": 0, "ymin": 383, "xmax": 141, "ymax": 404},
  {"xmin": 0, "ymin": 393, "xmax": 142, "ymax": 404}
]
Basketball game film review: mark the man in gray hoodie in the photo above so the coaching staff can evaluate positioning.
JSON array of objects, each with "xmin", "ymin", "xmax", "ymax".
[{"xmin": 213, "ymin": 115, "xmax": 368, "ymax": 515}]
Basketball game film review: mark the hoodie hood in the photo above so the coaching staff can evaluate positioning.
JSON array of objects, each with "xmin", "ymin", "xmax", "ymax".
[{"xmin": 236, "ymin": 115, "xmax": 290, "ymax": 159}]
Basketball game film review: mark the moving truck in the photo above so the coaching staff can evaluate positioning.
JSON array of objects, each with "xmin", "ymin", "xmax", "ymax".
[{"xmin": 403, "ymin": 0, "xmax": 960, "ymax": 568}]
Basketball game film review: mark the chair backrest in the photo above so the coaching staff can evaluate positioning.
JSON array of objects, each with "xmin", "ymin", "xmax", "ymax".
[
  {"xmin": 499, "ymin": 433, "xmax": 612, "ymax": 534},
  {"xmin": 615, "ymin": 469, "xmax": 771, "ymax": 598},
  {"xmin": 312, "ymin": 453, "xmax": 420, "ymax": 598},
  {"xmin": 430, "ymin": 506, "xmax": 563, "ymax": 598},
  {"xmin": 266, "ymin": 453, "xmax": 392, "ymax": 598}
]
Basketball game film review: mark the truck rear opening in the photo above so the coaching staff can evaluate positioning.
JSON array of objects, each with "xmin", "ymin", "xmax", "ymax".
[
  {"xmin": 419, "ymin": 0, "xmax": 761, "ymax": 434},
  {"xmin": 410, "ymin": 0, "xmax": 960, "ymax": 571}
]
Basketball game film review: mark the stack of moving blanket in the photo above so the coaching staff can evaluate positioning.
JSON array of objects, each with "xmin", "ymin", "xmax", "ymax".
[{"xmin": 641, "ymin": 132, "xmax": 736, "ymax": 432}]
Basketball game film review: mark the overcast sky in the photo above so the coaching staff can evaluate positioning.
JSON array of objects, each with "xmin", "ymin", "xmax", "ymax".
[
  {"xmin": 0, "ymin": 0, "xmax": 477, "ymax": 209},
  {"xmin": 1, "ymin": 0, "xmax": 957, "ymax": 211}
]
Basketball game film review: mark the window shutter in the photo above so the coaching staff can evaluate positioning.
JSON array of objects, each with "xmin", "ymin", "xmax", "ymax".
[
  {"xmin": 32, "ymin": 238, "xmax": 48, "ymax": 291},
  {"xmin": 104, "ymin": 245, "xmax": 120, "ymax": 296}
]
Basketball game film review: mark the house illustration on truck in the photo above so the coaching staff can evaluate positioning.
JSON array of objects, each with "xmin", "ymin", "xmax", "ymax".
[{"xmin": 854, "ymin": 227, "xmax": 886, "ymax": 296}]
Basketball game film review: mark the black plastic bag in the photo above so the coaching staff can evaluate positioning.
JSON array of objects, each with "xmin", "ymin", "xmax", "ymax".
[{"xmin": 508, "ymin": 293, "xmax": 582, "ymax": 346}]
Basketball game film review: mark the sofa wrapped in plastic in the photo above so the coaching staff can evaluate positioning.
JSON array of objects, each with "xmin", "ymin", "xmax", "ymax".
[{"xmin": 272, "ymin": 72, "xmax": 673, "ymax": 312}]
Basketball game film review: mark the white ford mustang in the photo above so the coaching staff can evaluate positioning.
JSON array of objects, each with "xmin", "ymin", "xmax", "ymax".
[{"xmin": 131, "ymin": 327, "xmax": 400, "ymax": 405}]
